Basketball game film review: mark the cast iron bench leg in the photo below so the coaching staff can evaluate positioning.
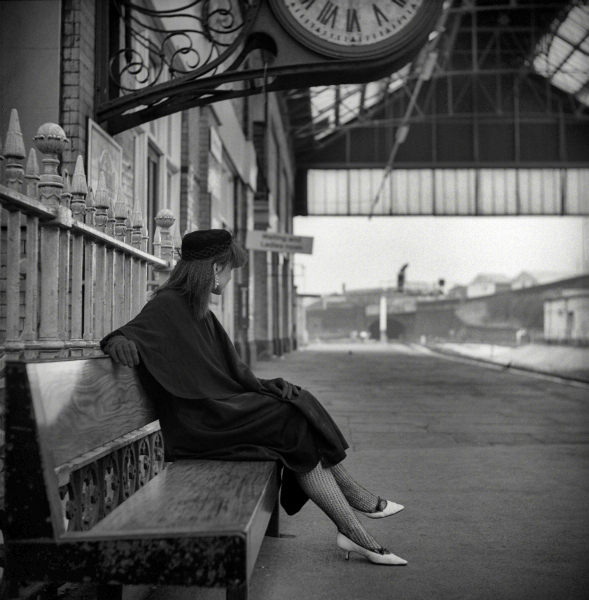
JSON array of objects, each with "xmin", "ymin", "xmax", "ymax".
[
  {"xmin": 266, "ymin": 499, "xmax": 280, "ymax": 538},
  {"xmin": 226, "ymin": 582, "xmax": 248, "ymax": 600},
  {"xmin": 97, "ymin": 584, "xmax": 123, "ymax": 600}
]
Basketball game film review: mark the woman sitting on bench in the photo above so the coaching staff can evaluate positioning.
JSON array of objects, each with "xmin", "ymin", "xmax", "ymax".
[{"xmin": 101, "ymin": 229, "xmax": 406, "ymax": 566}]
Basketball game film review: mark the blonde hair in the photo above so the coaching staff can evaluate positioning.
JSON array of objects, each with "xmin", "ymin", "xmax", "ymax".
[{"xmin": 154, "ymin": 238, "xmax": 248, "ymax": 319}]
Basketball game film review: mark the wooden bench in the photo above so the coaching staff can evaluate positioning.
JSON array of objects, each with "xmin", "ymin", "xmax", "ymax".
[{"xmin": 4, "ymin": 356, "xmax": 280, "ymax": 600}]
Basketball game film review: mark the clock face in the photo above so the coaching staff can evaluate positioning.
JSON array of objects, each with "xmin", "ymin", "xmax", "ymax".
[{"xmin": 269, "ymin": 0, "xmax": 432, "ymax": 59}]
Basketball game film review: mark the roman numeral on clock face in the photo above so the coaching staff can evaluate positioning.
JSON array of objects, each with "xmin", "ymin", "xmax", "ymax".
[
  {"xmin": 373, "ymin": 4, "xmax": 389, "ymax": 26},
  {"xmin": 346, "ymin": 8, "xmax": 361, "ymax": 32},
  {"xmin": 276, "ymin": 0, "xmax": 426, "ymax": 58},
  {"xmin": 317, "ymin": 1, "xmax": 338, "ymax": 27}
]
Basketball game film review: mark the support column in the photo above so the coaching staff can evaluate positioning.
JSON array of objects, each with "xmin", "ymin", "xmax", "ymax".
[
  {"xmin": 283, "ymin": 255, "xmax": 293, "ymax": 352},
  {"xmin": 380, "ymin": 294, "xmax": 387, "ymax": 343},
  {"xmin": 197, "ymin": 107, "xmax": 212, "ymax": 230},
  {"xmin": 233, "ymin": 180, "xmax": 251, "ymax": 365},
  {"xmin": 267, "ymin": 251, "xmax": 275, "ymax": 357},
  {"xmin": 274, "ymin": 253, "xmax": 283, "ymax": 356},
  {"xmin": 253, "ymin": 248, "xmax": 272, "ymax": 360}
]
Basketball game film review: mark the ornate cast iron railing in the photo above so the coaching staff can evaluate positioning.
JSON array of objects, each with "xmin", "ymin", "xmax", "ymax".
[
  {"xmin": 97, "ymin": 0, "xmax": 267, "ymax": 133},
  {"xmin": 96, "ymin": 0, "xmax": 445, "ymax": 134},
  {"xmin": 109, "ymin": 0, "xmax": 258, "ymax": 93}
]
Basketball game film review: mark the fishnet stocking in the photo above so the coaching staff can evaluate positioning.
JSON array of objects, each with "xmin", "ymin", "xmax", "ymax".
[
  {"xmin": 295, "ymin": 462, "xmax": 383, "ymax": 553},
  {"xmin": 330, "ymin": 463, "xmax": 387, "ymax": 513}
]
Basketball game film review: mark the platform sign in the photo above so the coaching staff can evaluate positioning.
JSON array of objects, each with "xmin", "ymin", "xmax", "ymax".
[{"xmin": 246, "ymin": 231, "xmax": 314, "ymax": 254}]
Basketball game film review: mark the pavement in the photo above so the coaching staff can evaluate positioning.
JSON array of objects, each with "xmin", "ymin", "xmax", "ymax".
[
  {"xmin": 63, "ymin": 342, "xmax": 589, "ymax": 600},
  {"xmin": 426, "ymin": 342, "xmax": 589, "ymax": 382}
]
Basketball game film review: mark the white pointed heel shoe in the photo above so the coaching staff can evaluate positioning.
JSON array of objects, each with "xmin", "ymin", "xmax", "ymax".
[
  {"xmin": 336, "ymin": 533, "xmax": 407, "ymax": 566},
  {"xmin": 358, "ymin": 499, "xmax": 404, "ymax": 519}
]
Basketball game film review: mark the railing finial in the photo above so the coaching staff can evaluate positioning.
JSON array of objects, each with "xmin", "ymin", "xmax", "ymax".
[
  {"xmin": 114, "ymin": 191, "xmax": 128, "ymax": 240},
  {"xmin": 107, "ymin": 186, "xmax": 117, "ymax": 237},
  {"xmin": 125, "ymin": 206, "xmax": 134, "ymax": 244},
  {"xmin": 4, "ymin": 108, "xmax": 26, "ymax": 191},
  {"xmin": 34, "ymin": 122, "xmax": 69, "ymax": 208},
  {"xmin": 153, "ymin": 224, "xmax": 161, "ymax": 258},
  {"xmin": 132, "ymin": 203, "xmax": 143, "ymax": 248},
  {"xmin": 94, "ymin": 170, "xmax": 110, "ymax": 232},
  {"xmin": 85, "ymin": 188, "xmax": 96, "ymax": 227},
  {"xmin": 154, "ymin": 208, "xmax": 176, "ymax": 266},
  {"xmin": 25, "ymin": 147, "xmax": 40, "ymax": 198},
  {"xmin": 71, "ymin": 154, "xmax": 88, "ymax": 222},
  {"xmin": 141, "ymin": 224, "xmax": 149, "ymax": 253},
  {"xmin": 61, "ymin": 169, "xmax": 72, "ymax": 208}
]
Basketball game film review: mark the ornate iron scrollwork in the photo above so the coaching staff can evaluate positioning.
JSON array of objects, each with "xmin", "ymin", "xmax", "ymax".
[
  {"xmin": 151, "ymin": 431, "xmax": 165, "ymax": 477},
  {"xmin": 137, "ymin": 438, "xmax": 152, "ymax": 487},
  {"xmin": 120, "ymin": 444, "xmax": 138, "ymax": 499},
  {"xmin": 110, "ymin": 0, "xmax": 258, "ymax": 93},
  {"xmin": 103, "ymin": 454, "xmax": 121, "ymax": 515},
  {"xmin": 80, "ymin": 464, "xmax": 100, "ymax": 530},
  {"xmin": 59, "ymin": 483, "xmax": 78, "ymax": 531},
  {"xmin": 98, "ymin": 0, "xmax": 443, "ymax": 134}
]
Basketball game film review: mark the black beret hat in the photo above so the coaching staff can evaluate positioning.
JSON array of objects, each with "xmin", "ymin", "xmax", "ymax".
[{"xmin": 179, "ymin": 229, "xmax": 232, "ymax": 260}]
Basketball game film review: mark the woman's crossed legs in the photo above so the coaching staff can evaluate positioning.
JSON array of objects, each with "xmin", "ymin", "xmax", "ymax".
[{"xmin": 295, "ymin": 461, "xmax": 383, "ymax": 553}]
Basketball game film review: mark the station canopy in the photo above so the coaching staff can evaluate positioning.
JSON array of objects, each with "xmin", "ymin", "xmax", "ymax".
[{"xmin": 286, "ymin": 0, "xmax": 589, "ymax": 217}]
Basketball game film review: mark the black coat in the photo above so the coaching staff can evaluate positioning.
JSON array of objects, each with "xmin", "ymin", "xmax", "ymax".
[{"xmin": 101, "ymin": 288, "xmax": 348, "ymax": 514}]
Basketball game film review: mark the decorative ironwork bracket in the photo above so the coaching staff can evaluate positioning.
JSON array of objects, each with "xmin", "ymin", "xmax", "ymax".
[{"xmin": 96, "ymin": 0, "xmax": 443, "ymax": 134}]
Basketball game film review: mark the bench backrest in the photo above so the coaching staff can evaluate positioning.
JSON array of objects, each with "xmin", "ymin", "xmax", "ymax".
[{"xmin": 6, "ymin": 356, "xmax": 159, "ymax": 540}]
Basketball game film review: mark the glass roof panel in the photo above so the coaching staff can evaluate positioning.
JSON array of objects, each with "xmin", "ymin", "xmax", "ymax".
[
  {"xmin": 551, "ymin": 69, "xmax": 581, "ymax": 95},
  {"xmin": 569, "ymin": 3, "xmax": 589, "ymax": 27},
  {"xmin": 560, "ymin": 10, "xmax": 586, "ymax": 45},
  {"xmin": 533, "ymin": 1, "xmax": 589, "ymax": 105},
  {"xmin": 306, "ymin": 78, "xmax": 411, "ymax": 139},
  {"xmin": 300, "ymin": 3, "xmax": 588, "ymax": 144},
  {"xmin": 578, "ymin": 87, "xmax": 589, "ymax": 105}
]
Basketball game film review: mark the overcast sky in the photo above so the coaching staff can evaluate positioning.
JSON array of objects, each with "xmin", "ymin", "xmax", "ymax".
[{"xmin": 293, "ymin": 216, "xmax": 588, "ymax": 296}]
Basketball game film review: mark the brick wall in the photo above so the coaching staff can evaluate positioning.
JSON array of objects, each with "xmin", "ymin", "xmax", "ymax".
[
  {"xmin": 197, "ymin": 107, "xmax": 211, "ymax": 230},
  {"xmin": 181, "ymin": 109, "xmax": 199, "ymax": 233},
  {"xmin": 61, "ymin": 0, "xmax": 95, "ymax": 176}
]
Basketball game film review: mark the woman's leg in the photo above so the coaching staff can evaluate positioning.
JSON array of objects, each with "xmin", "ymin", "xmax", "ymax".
[
  {"xmin": 329, "ymin": 463, "xmax": 387, "ymax": 513},
  {"xmin": 295, "ymin": 462, "xmax": 383, "ymax": 552}
]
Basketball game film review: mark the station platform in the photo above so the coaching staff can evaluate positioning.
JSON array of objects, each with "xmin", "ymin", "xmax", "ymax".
[
  {"xmin": 426, "ymin": 342, "xmax": 589, "ymax": 383},
  {"xmin": 61, "ymin": 342, "xmax": 589, "ymax": 600}
]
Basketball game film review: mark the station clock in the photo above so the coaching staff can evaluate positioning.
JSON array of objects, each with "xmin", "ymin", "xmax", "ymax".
[{"xmin": 268, "ymin": 0, "xmax": 439, "ymax": 60}]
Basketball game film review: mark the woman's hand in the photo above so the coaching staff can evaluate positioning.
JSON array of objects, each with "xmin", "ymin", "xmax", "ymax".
[
  {"xmin": 262, "ymin": 378, "xmax": 300, "ymax": 399},
  {"xmin": 104, "ymin": 336, "xmax": 140, "ymax": 367}
]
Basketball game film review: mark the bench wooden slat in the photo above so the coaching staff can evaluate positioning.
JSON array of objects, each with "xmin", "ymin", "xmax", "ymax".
[
  {"xmin": 89, "ymin": 460, "xmax": 278, "ymax": 536},
  {"xmin": 27, "ymin": 357, "xmax": 157, "ymax": 466}
]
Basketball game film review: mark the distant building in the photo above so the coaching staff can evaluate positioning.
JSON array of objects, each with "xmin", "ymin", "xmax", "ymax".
[
  {"xmin": 466, "ymin": 274, "xmax": 511, "ymax": 298},
  {"xmin": 304, "ymin": 284, "xmax": 440, "ymax": 341},
  {"xmin": 446, "ymin": 284, "xmax": 467, "ymax": 299},
  {"xmin": 511, "ymin": 271, "xmax": 577, "ymax": 290},
  {"xmin": 306, "ymin": 296, "xmax": 366, "ymax": 341},
  {"xmin": 544, "ymin": 290, "xmax": 589, "ymax": 344}
]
